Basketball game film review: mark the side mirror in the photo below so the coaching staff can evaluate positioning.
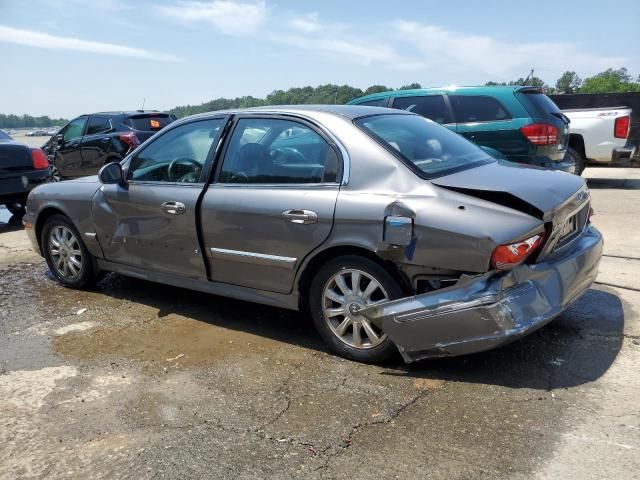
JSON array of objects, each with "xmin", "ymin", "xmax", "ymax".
[
  {"xmin": 99, "ymin": 162, "xmax": 124, "ymax": 185},
  {"xmin": 55, "ymin": 134, "xmax": 64, "ymax": 145}
]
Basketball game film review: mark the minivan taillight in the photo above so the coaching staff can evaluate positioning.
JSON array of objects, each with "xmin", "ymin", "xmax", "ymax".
[
  {"xmin": 520, "ymin": 123, "xmax": 558, "ymax": 146},
  {"xmin": 490, "ymin": 233, "xmax": 544, "ymax": 270},
  {"xmin": 614, "ymin": 115, "xmax": 630, "ymax": 139},
  {"xmin": 31, "ymin": 148, "xmax": 49, "ymax": 169},
  {"xmin": 118, "ymin": 132, "xmax": 141, "ymax": 150}
]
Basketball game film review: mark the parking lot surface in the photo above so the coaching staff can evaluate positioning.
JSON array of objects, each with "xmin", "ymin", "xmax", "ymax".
[{"xmin": 0, "ymin": 167, "xmax": 639, "ymax": 479}]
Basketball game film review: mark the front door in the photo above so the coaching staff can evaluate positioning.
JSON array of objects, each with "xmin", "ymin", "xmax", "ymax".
[
  {"xmin": 80, "ymin": 115, "xmax": 113, "ymax": 175},
  {"xmin": 201, "ymin": 116, "xmax": 342, "ymax": 294},
  {"xmin": 93, "ymin": 117, "xmax": 227, "ymax": 279},
  {"xmin": 56, "ymin": 116, "xmax": 87, "ymax": 177}
]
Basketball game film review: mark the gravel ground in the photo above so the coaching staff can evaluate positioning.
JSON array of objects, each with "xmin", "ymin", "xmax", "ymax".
[{"xmin": 0, "ymin": 167, "xmax": 638, "ymax": 479}]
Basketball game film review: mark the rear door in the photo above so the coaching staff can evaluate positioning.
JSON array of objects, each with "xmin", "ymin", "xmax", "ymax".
[
  {"xmin": 390, "ymin": 95, "xmax": 454, "ymax": 127},
  {"xmin": 449, "ymin": 95, "xmax": 526, "ymax": 160},
  {"xmin": 55, "ymin": 116, "xmax": 88, "ymax": 177},
  {"xmin": 93, "ymin": 117, "xmax": 227, "ymax": 279},
  {"xmin": 200, "ymin": 115, "xmax": 341, "ymax": 294},
  {"xmin": 80, "ymin": 115, "xmax": 113, "ymax": 175}
]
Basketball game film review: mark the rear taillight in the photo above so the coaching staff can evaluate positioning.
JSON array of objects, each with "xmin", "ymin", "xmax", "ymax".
[
  {"xmin": 118, "ymin": 132, "xmax": 141, "ymax": 150},
  {"xmin": 490, "ymin": 233, "xmax": 544, "ymax": 270},
  {"xmin": 520, "ymin": 123, "xmax": 558, "ymax": 146},
  {"xmin": 614, "ymin": 115, "xmax": 630, "ymax": 139},
  {"xmin": 31, "ymin": 148, "xmax": 49, "ymax": 169}
]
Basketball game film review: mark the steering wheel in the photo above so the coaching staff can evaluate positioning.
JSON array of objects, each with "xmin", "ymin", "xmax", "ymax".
[
  {"xmin": 168, "ymin": 157, "xmax": 201, "ymax": 182},
  {"xmin": 230, "ymin": 171, "xmax": 249, "ymax": 182},
  {"xmin": 270, "ymin": 147, "xmax": 306, "ymax": 165}
]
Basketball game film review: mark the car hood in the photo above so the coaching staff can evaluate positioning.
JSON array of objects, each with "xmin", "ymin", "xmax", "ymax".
[
  {"xmin": 62, "ymin": 175, "xmax": 100, "ymax": 184},
  {"xmin": 431, "ymin": 160, "xmax": 585, "ymax": 220}
]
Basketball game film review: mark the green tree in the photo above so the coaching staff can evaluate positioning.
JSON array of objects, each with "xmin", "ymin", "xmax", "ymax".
[
  {"xmin": 364, "ymin": 85, "xmax": 391, "ymax": 95},
  {"xmin": 555, "ymin": 71, "xmax": 582, "ymax": 94},
  {"xmin": 398, "ymin": 82, "xmax": 422, "ymax": 90},
  {"xmin": 580, "ymin": 68, "xmax": 640, "ymax": 93}
]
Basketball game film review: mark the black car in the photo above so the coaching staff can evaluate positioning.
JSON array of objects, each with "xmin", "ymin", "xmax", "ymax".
[
  {"xmin": 0, "ymin": 130, "xmax": 51, "ymax": 215},
  {"xmin": 43, "ymin": 111, "xmax": 176, "ymax": 180}
]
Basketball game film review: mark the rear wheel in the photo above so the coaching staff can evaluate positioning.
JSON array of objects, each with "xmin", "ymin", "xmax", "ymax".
[
  {"xmin": 566, "ymin": 147, "xmax": 586, "ymax": 176},
  {"xmin": 42, "ymin": 214, "xmax": 96, "ymax": 288},
  {"xmin": 309, "ymin": 255, "xmax": 403, "ymax": 363}
]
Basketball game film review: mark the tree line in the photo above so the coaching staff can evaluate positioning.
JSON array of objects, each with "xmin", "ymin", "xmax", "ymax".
[
  {"xmin": 169, "ymin": 68, "xmax": 640, "ymax": 118},
  {"xmin": 2, "ymin": 68, "xmax": 638, "ymax": 126},
  {"xmin": 0, "ymin": 113, "xmax": 67, "ymax": 129}
]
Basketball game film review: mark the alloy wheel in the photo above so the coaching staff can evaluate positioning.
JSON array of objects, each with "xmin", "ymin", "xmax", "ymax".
[
  {"xmin": 322, "ymin": 269, "xmax": 389, "ymax": 349},
  {"xmin": 50, "ymin": 164, "xmax": 61, "ymax": 182},
  {"xmin": 48, "ymin": 225, "xmax": 83, "ymax": 279}
]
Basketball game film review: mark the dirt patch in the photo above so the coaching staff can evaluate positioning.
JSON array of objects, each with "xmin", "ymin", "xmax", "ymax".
[{"xmin": 53, "ymin": 315, "xmax": 287, "ymax": 368}]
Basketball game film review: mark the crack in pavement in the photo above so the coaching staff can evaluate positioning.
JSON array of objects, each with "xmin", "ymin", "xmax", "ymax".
[
  {"xmin": 602, "ymin": 254, "xmax": 640, "ymax": 261},
  {"xmin": 594, "ymin": 281, "xmax": 640, "ymax": 293}
]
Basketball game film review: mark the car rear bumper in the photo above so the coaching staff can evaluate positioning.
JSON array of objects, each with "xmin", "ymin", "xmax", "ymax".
[
  {"xmin": 0, "ymin": 168, "xmax": 51, "ymax": 203},
  {"xmin": 362, "ymin": 225, "xmax": 603, "ymax": 363},
  {"xmin": 611, "ymin": 145, "xmax": 636, "ymax": 164}
]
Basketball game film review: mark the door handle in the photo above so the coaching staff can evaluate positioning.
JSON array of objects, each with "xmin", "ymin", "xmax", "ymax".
[
  {"xmin": 161, "ymin": 201, "xmax": 186, "ymax": 215},
  {"xmin": 282, "ymin": 209, "xmax": 318, "ymax": 224}
]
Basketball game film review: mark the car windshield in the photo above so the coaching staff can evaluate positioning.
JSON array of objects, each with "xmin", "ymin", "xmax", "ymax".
[{"xmin": 355, "ymin": 114, "xmax": 494, "ymax": 178}]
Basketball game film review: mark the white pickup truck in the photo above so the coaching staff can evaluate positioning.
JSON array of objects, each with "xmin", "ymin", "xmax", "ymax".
[{"xmin": 563, "ymin": 106, "xmax": 635, "ymax": 175}]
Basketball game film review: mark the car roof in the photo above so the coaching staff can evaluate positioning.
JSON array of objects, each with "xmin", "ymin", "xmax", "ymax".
[
  {"xmin": 349, "ymin": 85, "xmax": 542, "ymax": 104},
  {"xmin": 181, "ymin": 104, "xmax": 414, "ymax": 122},
  {"xmin": 77, "ymin": 110, "xmax": 169, "ymax": 118}
]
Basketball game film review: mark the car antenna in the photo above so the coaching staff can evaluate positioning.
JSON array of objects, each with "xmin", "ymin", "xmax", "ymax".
[
  {"xmin": 140, "ymin": 97, "xmax": 146, "ymax": 111},
  {"xmin": 523, "ymin": 68, "xmax": 534, "ymax": 85}
]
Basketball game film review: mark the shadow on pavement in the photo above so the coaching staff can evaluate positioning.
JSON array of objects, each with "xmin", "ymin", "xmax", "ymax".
[
  {"xmin": 586, "ymin": 177, "xmax": 640, "ymax": 190},
  {"xmin": 84, "ymin": 272, "xmax": 624, "ymax": 390}
]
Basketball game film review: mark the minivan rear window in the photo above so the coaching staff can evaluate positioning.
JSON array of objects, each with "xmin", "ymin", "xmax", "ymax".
[
  {"xmin": 356, "ymin": 114, "xmax": 494, "ymax": 178},
  {"xmin": 125, "ymin": 114, "xmax": 174, "ymax": 131},
  {"xmin": 520, "ymin": 91, "xmax": 562, "ymax": 115}
]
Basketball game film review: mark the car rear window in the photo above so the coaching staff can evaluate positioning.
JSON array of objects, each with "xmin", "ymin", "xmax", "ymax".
[
  {"xmin": 392, "ymin": 95, "xmax": 453, "ymax": 124},
  {"xmin": 356, "ymin": 114, "xmax": 494, "ymax": 178},
  {"xmin": 449, "ymin": 95, "xmax": 510, "ymax": 123},
  {"xmin": 125, "ymin": 114, "xmax": 174, "ymax": 131},
  {"xmin": 519, "ymin": 91, "xmax": 562, "ymax": 116},
  {"xmin": 0, "ymin": 131, "xmax": 10, "ymax": 140}
]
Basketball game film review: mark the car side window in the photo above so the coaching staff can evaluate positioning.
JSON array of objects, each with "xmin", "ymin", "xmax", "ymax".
[
  {"xmin": 449, "ymin": 95, "xmax": 510, "ymax": 123},
  {"xmin": 63, "ymin": 117, "xmax": 87, "ymax": 142},
  {"xmin": 128, "ymin": 119, "xmax": 224, "ymax": 183},
  {"xmin": 86, "ymin": 116, "xmax": 111, "ymax": 135},
  {"xmin": 358, "ymin": 99, "xmax": 388, "ymax": 107},
  {"xmin": 392, "ymin": 95, "xmax": 453, "ymax": 124},
  {"xmin": 219, "ymin": 118, "xmax": 339, "ymax": 184}
]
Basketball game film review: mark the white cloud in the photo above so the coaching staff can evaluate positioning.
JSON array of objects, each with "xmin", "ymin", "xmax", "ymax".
[
  {"xmin": 0, "ymin": 25, "xmax": 180, "ymax": 61},
  {"xmin": 289, "ymin": 12, "xmax": 322, "ymax": 33},
  {"xmin": 391, "ymin": 21, "xmax": 632, "ymax": 82},
  {"xmin": 157, "ymin": 0, "xmax": 267, "ymax": 35}
]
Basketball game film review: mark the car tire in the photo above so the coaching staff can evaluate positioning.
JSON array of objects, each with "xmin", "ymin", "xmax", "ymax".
[
  {"xmin": 309, "ymin": 255, "xmax": 403, "ymax": 363},
  {"xmin": 5, "ymin": 202, "xmax": 25, "ymax": 216},
  {"xmin": 42, "ymin": 214, "xmax": 96, "ymax": 288},
  {"xmin": 566, "ymin": 147, "xmax": 586, "ymax": 176}
]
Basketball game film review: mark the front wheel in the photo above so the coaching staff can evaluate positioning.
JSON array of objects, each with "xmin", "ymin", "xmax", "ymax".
[
  {"xmin": 42, "ymin": 214, "xmax": 96, "ymax": 288},
  {"xmin": 309, "ymin": 255, "xmax": 403, "ymax": 363},
  {"xmin": 5, "ymin": 202, "xmax": 25, "ymax": 216}
]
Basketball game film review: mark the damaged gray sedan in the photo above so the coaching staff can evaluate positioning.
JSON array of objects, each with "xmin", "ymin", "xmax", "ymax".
[{"xmin": 23, "ymin": 105, "xmax": 603, "ymax": 363}]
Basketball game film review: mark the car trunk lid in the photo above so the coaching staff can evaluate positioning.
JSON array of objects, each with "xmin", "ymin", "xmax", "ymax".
[
  {"xmin": 431, "ymin": 160, "xmax": 584, "ymax": 221},
  {"xmin": 0, "ymin": 141, "xmax": 33, "ymax": 176}
]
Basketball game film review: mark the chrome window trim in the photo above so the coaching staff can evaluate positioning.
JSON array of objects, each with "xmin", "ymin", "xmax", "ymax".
[{"xmin": 210, "ymin": 248, "xmax": 297, "ymax": 269}]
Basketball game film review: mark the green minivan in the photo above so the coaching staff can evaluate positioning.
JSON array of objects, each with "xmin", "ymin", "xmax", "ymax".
[{"xmin": 348, "ymin": 86, "xmax": 577, "ymax": 174}]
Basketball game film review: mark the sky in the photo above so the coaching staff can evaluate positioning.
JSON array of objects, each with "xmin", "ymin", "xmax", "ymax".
[{"xmin": 1, "ymin": 0, "xmax": 639, "ymax": 118}]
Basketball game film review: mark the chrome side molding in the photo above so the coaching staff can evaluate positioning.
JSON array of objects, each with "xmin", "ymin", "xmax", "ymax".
[{"xmin": 210, "ymin": 247, "xmax": 297, "ymax": 269}]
